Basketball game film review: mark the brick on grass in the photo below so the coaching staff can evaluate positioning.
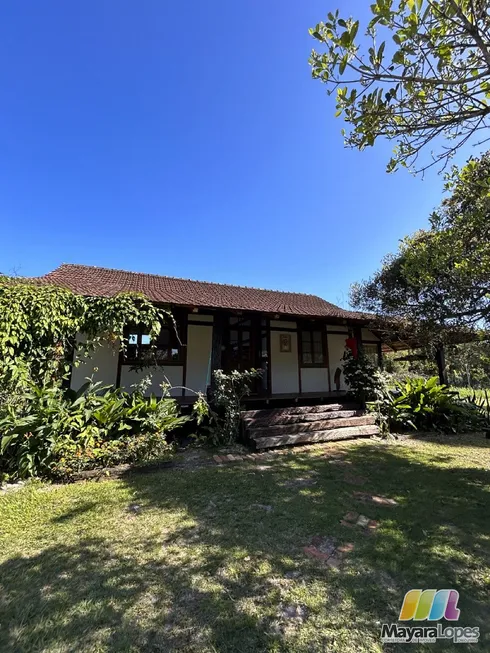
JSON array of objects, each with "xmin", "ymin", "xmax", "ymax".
[
  {"xmin": 303, "ymin": 546, "xmax": 330, "ymax": 561},
  {"xmin": 340, "ymin": 520, "xmax": 356, "ymax": 528},
  {"xmin": 356, "ymin": 515, "xmax": 370, "ymax": 528},
  {"xmin": 326, "ymin": 555, "xmax": 342, "ymax": 569},
  {"xmin": 343, "ymin": 511, "xmax": 359, "ymax": 523},
  {"xmin": 337, "ymin": 542, "xmax": 355, "ymax": 555}
]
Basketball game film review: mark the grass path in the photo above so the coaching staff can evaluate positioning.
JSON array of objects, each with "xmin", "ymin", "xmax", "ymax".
[{"xmin": 1, "ymin": 435, "xmax": 489, "ymax": 652}]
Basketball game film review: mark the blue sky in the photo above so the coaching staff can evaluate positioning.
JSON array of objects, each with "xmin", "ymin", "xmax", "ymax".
[{"xmin": 0, "ymin": 1, "xmax": 477, "ymax": 307}]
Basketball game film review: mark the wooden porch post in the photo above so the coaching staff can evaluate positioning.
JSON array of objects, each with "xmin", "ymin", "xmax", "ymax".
[
  {"xmin": 210, "ymin": 312, "xmax": 225, "ymax": 391},
  {"xmin": 354, "ymin": 326, "xmax": 363, "ymax": 354},
  {"xmin": 377, "ymin": 341, "xmax": 383, "ymax": 370},
  {"xmin": 435, "ymin": 343, "xmax": 448, "ymax": 385}
]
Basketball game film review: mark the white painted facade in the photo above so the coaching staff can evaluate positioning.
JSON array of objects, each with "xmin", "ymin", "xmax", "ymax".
[
  {"xmin": 120, "ymin": 365, "xmax": 183, "ymax": 396},
  {"xmin": 327, "ymin": 332, "xmax": 349, "ymax": 392},
  {"xmin": 362, "ymin": 328, "xmax": 380, "ymax": 341},
  {"xmin": 301, "ymin": 367, "xmax": 330, "ymax": 393},
  {"xmin": 70, "ymin": 334, "xmax": 119, "ymax": 389},
  {"xmin": 69, "ymin": 316, "xmax": 381, "ymax": 398},
  {"xmin": 185, "ymin": 323, "xmax": 213, "ymax": 395},
  {"xmin": 270, "ymin": 328, "xmax": 299, "ymax": 394}
]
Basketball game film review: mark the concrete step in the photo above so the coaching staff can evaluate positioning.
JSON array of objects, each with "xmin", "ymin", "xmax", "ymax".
[
  {"xmin": 253, "ymin": 424, "xmax": 379, "ymax": 449},
  {"xmin": 248, "ymin": 415, "xmax": 376, "ymax": 438}
]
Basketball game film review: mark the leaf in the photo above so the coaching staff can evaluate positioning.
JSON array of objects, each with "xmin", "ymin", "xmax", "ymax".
[
  {"xmin": 339, "ymin": 54, "xmax": 348, "ymax": 74},
  {"xmin": 340, "ymin": 31, "xmax": 351, "ymax": 47},
  {"xmin": 0, "ymin": 434, "xmax": 16, "ymax": 453},
  {"xmin": 351, "ymin": 20, "xmax": 359, "ymax": 41},
  {"xmin": 392, "ymin": 50, "xmax": 405, "ymax": 65}
]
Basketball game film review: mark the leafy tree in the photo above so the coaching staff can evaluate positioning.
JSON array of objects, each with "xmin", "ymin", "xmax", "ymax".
[
  {"xmin": 383, "ymin": 349, "xmax": 438, "ymax": 379},
  {"xmin": 383, "ymin": 343, "xmax": 490, "ymax": 386},
  {"xmin": 350, "ymin": 152, "xmax": 490, "ymax": 342},
  {"xmin": 309, "ymin": 1, "xmax": 490, "ymax": 172},
  {"xmin": 0, "ymin": 278, "xmax": 169, "ymax": 388},
  {"xmin": 446, "ymin": 341, "xmax": 490, "ymax": 386}
]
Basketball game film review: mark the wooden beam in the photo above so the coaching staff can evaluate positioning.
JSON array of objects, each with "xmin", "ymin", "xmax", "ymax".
[
  {"xmin": 248, "ymin": 415, "xmax": 376, "ymax": 437},
  {"xmin": 241, "ymin": 402, "xmax": 357, "ymax": 419},
  {"xmin": 377, "ymin": 341, "xmax": 383, "ymax": 370},
  {"xmin": 243, "ymin": 409, "xmax": 364, "ymax": 428},
  {"xmin": 354, "ymin": 326, "xmax": 363, "ymax": 353},
  {"xmin": 210, "ymin": 312, "xmax": 225, "ymax": 390},
  {"xmin": 253, "ymin": 424, "xmax": 379, "ymax": 449}
]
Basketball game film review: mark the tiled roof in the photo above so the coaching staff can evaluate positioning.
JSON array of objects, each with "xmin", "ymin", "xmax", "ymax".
[{"xmin": 36, "ymin": 264, "xmax": 366, "ymax": 320}]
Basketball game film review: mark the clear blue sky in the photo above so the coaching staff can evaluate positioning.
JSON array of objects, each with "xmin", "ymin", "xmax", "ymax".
[{"xmin": 0, "ymin": 1, "xmax": 476, "ymax": 307}]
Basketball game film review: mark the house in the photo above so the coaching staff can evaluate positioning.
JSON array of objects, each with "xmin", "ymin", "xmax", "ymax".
[{"xmin": 38, "ymin": 264, "xmax": 385, "ymax": 404}]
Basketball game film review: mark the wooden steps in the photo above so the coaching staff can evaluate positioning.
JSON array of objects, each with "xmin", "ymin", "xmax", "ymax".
[{"xmin": 242, "ymin": 403, "xmax": 379, "ymax": 450}]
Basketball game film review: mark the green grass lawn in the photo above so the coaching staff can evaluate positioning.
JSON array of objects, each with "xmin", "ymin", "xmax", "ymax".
[
  {"xmin": 453, "ymin": 386, "xmax": 490, "ymax": 402},
  {"xmin": 1, "ymin": 435, "xmax": 489, "ymax": 652}
]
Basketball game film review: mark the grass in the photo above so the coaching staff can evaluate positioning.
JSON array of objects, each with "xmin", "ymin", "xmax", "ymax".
[
  {"xmin": 1, "ymin": 435, "xmax": 489, "ymax": 652},
  {"xmin": 452, "ymin": 386, "xmax": 490, "ymax": 402}
]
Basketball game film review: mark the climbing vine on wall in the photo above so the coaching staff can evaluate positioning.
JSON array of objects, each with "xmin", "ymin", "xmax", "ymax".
[{"xmin": 0, "ymin": 277, "xmax": 170, "ymax": 387}]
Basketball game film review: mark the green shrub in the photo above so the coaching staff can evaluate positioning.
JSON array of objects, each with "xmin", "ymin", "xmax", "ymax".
[
  {"xmin": 207, "ymin": 369, "xmax": 262, "ymax": 445},
  {"xmin": 342, "ymin": 347, "xmax": 383, "ymax": 404},
  {"xmin": 0, "ymin": 380, "xmax": 188, "ymax": 480},
  {"xmin": 370, "ymin": 376, "xmax": 485, "ymax": 434}
]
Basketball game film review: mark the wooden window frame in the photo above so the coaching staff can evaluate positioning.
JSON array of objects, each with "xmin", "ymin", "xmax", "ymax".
[
  {"xmin": 223, "ymin": 315, "xmax": 256, "ymax": 372},
  {"xmin": 122, "ymin": 320, "xmax": 184, "ymax": 366},
  {"xmin": 299, "ymin": 326, "xmax": 328, "ymax": 368}
]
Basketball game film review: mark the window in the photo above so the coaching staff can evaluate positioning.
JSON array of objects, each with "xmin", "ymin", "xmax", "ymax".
[
  {"xmin": 227, "ymin": 325, "xmax": 252, "ymax": 367},
  {"xmin": 301, "ymin": 329, "xmax": 326, "ymax": 366},
  {"xmin": 223, "ymin": 316, "xmax": 255, "ymax": 372},
  {"xmin": 124, "ymin": 323, "xmax": 182, "ymax": 364},
  {"xmin": 363, "ymin": 343, "xmax": 380, "ymax": 367}
]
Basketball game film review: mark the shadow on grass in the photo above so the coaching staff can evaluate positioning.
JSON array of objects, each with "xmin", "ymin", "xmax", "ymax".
[{"xmin": 1, "ymin": 441, "xmax": 489, "ymax": 651}]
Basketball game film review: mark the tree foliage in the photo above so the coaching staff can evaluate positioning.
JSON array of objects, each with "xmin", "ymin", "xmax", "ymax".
[
  {"xmin": 350, "ymin": 152, "xmax": 490, "ymax": 341},
  {"xmin": 342, "ymin": 347, "xmax": 383, "ymax": 404},
  {"xmin": 0, "ymin": 280, "xmax": 187, "ymax": 480},
  {"xmin": 0, "ymin": 278, "xmax": 168, "ymax": 387},
  {"xmin": 209, "ymin": 369, "xmax": 262, "ymax": 445},
  {"xmin": 309, "ymin": 1, "xmax": 490, "ymax": 172}
]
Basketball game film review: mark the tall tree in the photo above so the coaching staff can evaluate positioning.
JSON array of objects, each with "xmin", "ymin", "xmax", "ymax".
[
  {"xmin": 309, "ymin": 1, "xmax": 490, "ymax": 172},
  {"xmin": 350, "ymin": 152, "xmax": 490, "ymax": 342}
]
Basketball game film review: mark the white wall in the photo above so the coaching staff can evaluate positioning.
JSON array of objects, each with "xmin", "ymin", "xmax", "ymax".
[
  {"xmin": 188, "ymin": 314, "xmax": 214, "ymax": 323},
  {"xmin": 362, "ymin": 328, "xmax": 379, "ymax": 341},
  {"xmin": 327, "ymin": 333, "xmax": 349, "ymax": 391},
  {"xmin": 270, "ymin": 329, "xmax": 299, "ymax": 394},
  {"xmin": 120, "ymin": 365, "xmax": 183, "ymax": 396},
  {"xmin": 301, "ymin": 367, "xmax": 330, "ymax": 393},
  {"xmin": 270, "ymin": 320, "xmax": 297, "ymax": 329},
  {"xmin": 70, "ymin": 335, "xmax": 119, "ymax": 391},
  {"xmin": 185, "ymin": 324, "xmax": 213, "ymax": 395}
]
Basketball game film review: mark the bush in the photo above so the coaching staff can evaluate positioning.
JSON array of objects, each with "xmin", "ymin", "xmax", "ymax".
[
  {"xmin": 342, "ymin": 347, "xmax": 383, "ymax": 404},
  {"xmin": 207, "ymin": 369, "xmax": 262, "ymax": 445},
  {"xmin": 370, "ymin": 376, "xmax": 486, "ymax": 434},
  {"xmin": 0, "ymin": 380, "xmax": 188, "ymax": 480}
]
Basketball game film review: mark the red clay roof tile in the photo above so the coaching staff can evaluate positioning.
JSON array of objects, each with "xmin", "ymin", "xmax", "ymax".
[{"xmin": 36, "ymin": 264, "xmax": 365, "ymax": 320}]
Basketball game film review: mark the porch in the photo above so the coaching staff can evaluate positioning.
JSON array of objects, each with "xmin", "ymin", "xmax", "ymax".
[{"xmin": 178, "ymin": 390, "xmax": 348, "ymax": 408}]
